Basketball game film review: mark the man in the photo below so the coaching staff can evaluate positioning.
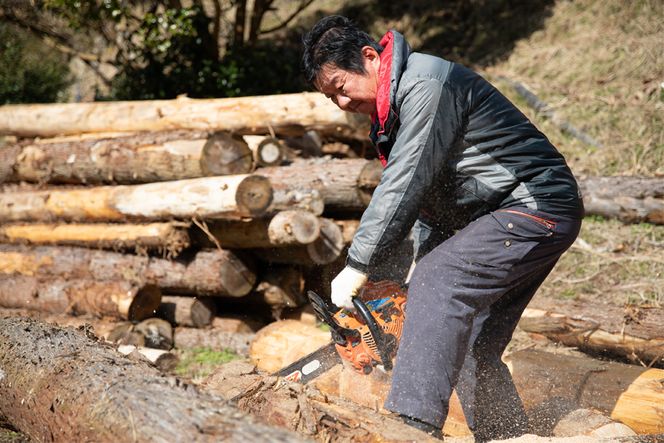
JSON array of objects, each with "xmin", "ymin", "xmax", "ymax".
[{"xmin": 302, "ymin": 16, "xmax": 583, "ymax": 441}]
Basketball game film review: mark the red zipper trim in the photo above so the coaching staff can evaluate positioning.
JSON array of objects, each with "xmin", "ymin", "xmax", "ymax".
[{"xmin": 497, "ymin": 209, "xmax": 556, "ymax": 230}]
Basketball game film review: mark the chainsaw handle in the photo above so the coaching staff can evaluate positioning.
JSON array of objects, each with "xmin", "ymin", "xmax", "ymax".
[{"xmin": 352, "ymin": 297, "xmax": 393, "ymax": 371}]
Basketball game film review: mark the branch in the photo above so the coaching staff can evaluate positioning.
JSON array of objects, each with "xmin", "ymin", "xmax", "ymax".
[
  {"xmin": 260, "ymin": 0, "xmax": 314, "ymax": 35},
  {"xmin": 247, "ymin": 0, "xmax": 273, "ymax": 44}
]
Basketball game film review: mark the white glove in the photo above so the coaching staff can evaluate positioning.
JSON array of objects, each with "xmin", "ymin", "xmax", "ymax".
[{"xmin": 330, "ymin": 266, "xmax": 368, "ymax": 311}]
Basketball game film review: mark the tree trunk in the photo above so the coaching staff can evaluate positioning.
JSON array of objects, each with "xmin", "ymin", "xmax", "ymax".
[
  {"xmin": 0, "ymin": 245, "xmax": 256, "ymax": 297},
  {"xmin": 248, "ymin": 320, "xmax": 664, "ymax": 436},
  {"xmin": 579, "ymin": 176, "xmax": 664, "ymax": 224},
  {"xmin": 259, "ymin": 158, "xmax": 383, "ymax": 214},
  {"xmin": 157, "ymin": 295, "xmax": 216, "ymax": 328},
  {"xmin": 0, "ymin": 317, "xmax": 304, "ymax": 443},
  {"xmin": 0, "ymin": 275, "xmax": 160, "ymax": 321},
  {"xmin": 520, "ymin": 299, "xmax": 664, "ymax": 367},
  {"xmin": 1, "ymin": 130, "xmax": 254, "ymax": 185},
  {"xmin": 0, "ymin": 174, "xmax": 272, "ymax": 223},
  {"xmin": 194, "ymin": 210, "xmax": 320, "ymax": 249},
  {"xmin": 0, "ymin": 92, "xmax": 369, "ymax": 139},
  {"xmin": 243, "ymin": 135, "xmax": 287, "ymax": 167},
  {"xmin": 254, "ymin": 218, "xmax": 344, "ymax": 265},
  {"xmin": 0, "ymin": 221, "xmax": 190, "ymax": 257}
]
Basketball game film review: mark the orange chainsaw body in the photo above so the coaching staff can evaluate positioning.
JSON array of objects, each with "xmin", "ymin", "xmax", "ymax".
[{"xmin": 332, "ymin": 280, "xmax": 407, "ymax": 374}]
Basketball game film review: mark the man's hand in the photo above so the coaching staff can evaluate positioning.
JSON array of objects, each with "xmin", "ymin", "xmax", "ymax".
[{"xmin": 330, "ymin": 266, "xmax": 368, "ymax": 310}]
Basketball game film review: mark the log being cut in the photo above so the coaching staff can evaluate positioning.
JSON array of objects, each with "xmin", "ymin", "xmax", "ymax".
[
  {"xmin": 0, "ymin": 244, "xmax": 256, "ymax": 297},
  {"xmin": 0, "ymin": 92, "xmax": 369, "ymax": 139},
  {"xmin": 0, "ymin": 174, "xmax": 273, "ymax": 223},
  {"xmin": 0, "ymin": 221, "xmax": 190, "ymax": 257},
  {"xmin": 0, "ymin": 130, "xmax": 254, "ymax": 184},
  {"xmin": 0, "ymin": 275, "xmax": 160, "ymax": 321},
  {"xmin": 0, "ymin": 317, "xmax": 304, "ymax": 443}
]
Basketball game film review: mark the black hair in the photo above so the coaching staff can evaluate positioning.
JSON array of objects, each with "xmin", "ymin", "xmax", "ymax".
[{"xmin": 302, "ymin": 15, "xmax": 382, "ymax": 85}]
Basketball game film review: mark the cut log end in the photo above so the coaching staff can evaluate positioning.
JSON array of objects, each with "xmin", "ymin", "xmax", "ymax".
[
  {"xmin": 218, "ymin": 253, "xmax": 257, "ymax": 297},
  {"xmin": 269, "ymin": 210, "xmax": 321, "ymax": 246},
  {"xmin": 236, "ymin": 175, "xmax": 273, "ymax": 217},
  {"xmin": 306, "ymin": 218, "xmax": 344, "ymax": 265},
  {"xmin": 201, "ymin": 132, "xmax": 254, "ymax": 176},
  {"xmin": 126, "ymin": 284, "xmax": 162, "ymax": 321}
]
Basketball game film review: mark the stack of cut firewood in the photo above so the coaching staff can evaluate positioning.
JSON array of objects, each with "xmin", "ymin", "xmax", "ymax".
[{"xmin": 0, "ymin": 92, "xmax": 383, "ymax": 334}]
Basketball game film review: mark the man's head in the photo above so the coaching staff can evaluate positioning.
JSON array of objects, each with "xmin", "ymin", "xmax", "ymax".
[{"xmin": 302, "ymin": 16, "xmax": 382, "ymax": 115}]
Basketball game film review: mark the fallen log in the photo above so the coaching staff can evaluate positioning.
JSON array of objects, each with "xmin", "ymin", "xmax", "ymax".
[
  {"xmin": 0, "ymin": 317, "xmax": 304, "ymax": 442},
  {"xmin": 520, "ymin": 298, "xmax": 664, "ymax": 367},
  {"xmin": 254, "ymin": 218, "xmax": 344, "ymax": 265},
  {"xmin": 0, "ymin": 221, "xmax": 190, "ymax": 257},
  {"xmin": 259, "ymin": 158, "xmax": 383, "ymax": 214},
  {"xmin": 578, "ymin": 176, "xmax": 664, "ymax": 224},
  {"xmin": 1, "ymin": 130, "xmax": 254, "ymax": 184},
  {"xmin": 0, "ymin": 174, "xmax": 273, "ymax": 223},
  {"xmin": 0, "ymin": 245, "xmax": 256, "ymax": 297},
  {"xmin": 158, "ymin": 295, "xmax": 216, "ymax": 328},
  {"xmin": 0, "ymin": 92, "xmax": 368, "ymax": 139},
  {"xmin": 194, "ymin": 210, "xmax": 320, "ymax": 249},
  {"xmin": 0, "ymin": 275, "xmax": 160, "ymax": 321},
  {"xmin": 249, "ymin": 320, "xmax": 664, "ymax": 435},
  {"xmin": 243, "ymin": 135, "xmax": 288, "ymax": 167}
]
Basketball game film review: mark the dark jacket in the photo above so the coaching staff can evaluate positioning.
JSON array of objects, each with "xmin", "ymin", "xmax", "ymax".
[{"xmin": 347, "ymin": 31, "xmax": 583, "ymax": 273}]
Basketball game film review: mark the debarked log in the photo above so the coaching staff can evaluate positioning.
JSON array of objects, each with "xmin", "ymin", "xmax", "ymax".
[
  {"xmin": 243, "ymin": 135, "xmax": 288, "ymax": 167},
  {"xmin": 259, "ymin": 158, "xmax": 383, "ymax": 214},
  {"xmin": 0, "ymin": 317, "xmax": 305, "ymax": 443},
  {"xmin": 0, "ymin": 92, "xmax": 369, "ymax": 139},
  {"xmin": 0, "ymin": 174, "xmax": 272, "ymax": 223},
  {"xmin": 253, "ymin": 218, "xmax": 344, "ymax": 266},
  {"xmin": 193, "ymin": 210, "xmax": 320, "ymax": 249},
  {"xmin": 520, "ymin": 298, "xmax": 664, "ymax": 367},
  {"xmin": 0, "ymin": 245, "xmax": 256, "ymax": 297},
  {"xmin": 0, "ymin": 130, "xmax": 254, "ymax": 184},
  {"xmin": 579, "ymin": 176, "xmax": 664, "ymax": 225},
  {"xmin": 0, "ymin": 275, "xmax": 160, "ymax": 321},
  {"xmin": 0, "ymin": 221, "xmax": 190, "ymax": 257}
]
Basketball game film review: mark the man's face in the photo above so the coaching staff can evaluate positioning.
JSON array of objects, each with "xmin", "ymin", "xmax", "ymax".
[{"xmin": 314, "ymin": 46, "xmax": 381, "ymax": 115}]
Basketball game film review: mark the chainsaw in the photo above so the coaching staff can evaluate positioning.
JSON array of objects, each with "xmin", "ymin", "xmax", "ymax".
[{"xmin": 276, "ymin": 280, "xmax": 407, "ymax": 384}]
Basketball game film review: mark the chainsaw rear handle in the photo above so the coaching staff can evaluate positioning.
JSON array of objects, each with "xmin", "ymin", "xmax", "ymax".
[
  {"xmin": 352, "ymin": 297, "xmax": 393, "ymax": 371},
  {"xmin": 307, "ymin": 290, "xmax": 358, "ymax": 346}
]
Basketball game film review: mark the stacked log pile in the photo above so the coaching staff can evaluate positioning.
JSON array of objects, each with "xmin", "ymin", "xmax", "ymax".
[{"xmin": 1, "ymin": 92, "xmax": 664, "ymax": 441}]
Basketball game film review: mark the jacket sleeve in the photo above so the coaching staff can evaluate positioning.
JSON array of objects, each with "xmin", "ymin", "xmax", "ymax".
[{"xmin": 347, "ymin": 78, "xmax": 462, "ymax": 274}]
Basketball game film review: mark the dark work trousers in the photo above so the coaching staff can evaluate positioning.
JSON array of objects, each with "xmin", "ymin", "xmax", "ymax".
[{"xmin": 384, "ymin": 207, "xmax": 582, "ymax": 442}]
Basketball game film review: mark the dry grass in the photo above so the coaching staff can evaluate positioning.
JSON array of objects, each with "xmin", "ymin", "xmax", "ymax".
[{"xmin": 486, "ymin": 0, "xmax": 664, "ymax": 177}]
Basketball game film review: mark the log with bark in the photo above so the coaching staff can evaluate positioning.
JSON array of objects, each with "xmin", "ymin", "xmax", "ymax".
[
  {"xmin": 253, "ymin": 266, "xmax": 307, "ymax": 314},
  {"xmin": 117, "ymin": 344, "xmax": 179, "ymax": 372},
  {"xmin": 249, "ymin": 319, "xmax": 664, "ymax": 436},
  {"xmin": 0, "ymin": 92, "xmax": 369, "ymax": 139},
  {"xmin": 0, "ymin": 130, "xmax": 254, "ymax": 184},
  {"xmin": 0, "ymin": 245, "xmax": 256, "ymax": 297},
  {"xmin": 0, "ymin": 221, "xmax": 190, "ymax": 257},
  {"xmin": 253, "ymin": 218, "xmax": 345, "ymax": 266},
  {"xmin": 243, "ymin": 135, "xmax": 288, "ymax": 167},
  {"xmin": 0, "ymin": 317, "xmax": 304, "ymax": 442},
  {"xmin": 0, "ymin": 174, "xmax": 273, "ymax": 223},
  {"xmin": 193, "ymin": 210, "xmax": 320, "ymax": 249},
  {"xmin": 258, "ymin": 158, "xmax": 383, "ymax": 214},
  {"xmin": 0, "ymin": 275, "xmax": 161, "ymax": 321},
  {"xmin": 157, "ymin": 295, "xmax": 216, "ymax": 328},
  {"xmin": 520, "ymin": 298, "xmax": 664, "ymax": 367},
  {"xmin": 578, "ymin": 176, "xmax": 664, "ymax": 225}
]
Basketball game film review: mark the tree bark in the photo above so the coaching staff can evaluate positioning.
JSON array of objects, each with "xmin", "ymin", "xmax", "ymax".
[
  {"xmin": 0, "ymin": 275, "xmax": 160, "ymax": 321},
  {"xmin": 157, "ymin": 295, "xmax": 216, "ymax": 328},
  {"xmin": 0, "ymin": 221, "xmax": 190, "ymax": 257},
  {"xmin": 0, "ymin": 92, "xmax": 369, "ymax": 139},
  {"xmin": 579, "ymin": 176, "xmax": 664, "ymax": 224},
  {"xmin": 259, "ymin": 158, "xmax": 383, "ymax": 214},
  {"xmin": 0, "ymin": 245, "xmax": 256, "ymax": 297},
  {"xmin": 254, "ymin": 218, "xmax": 344, "ymax": 265},
  {"xmin": 1, "ymin": 130, "xmax": 254, "ymax": 185},
  {"xmin": 194, "ymin": 210, "xmax": 320, "ymax": 249},
  {"xmin": 0, "ymin": 317, "xmax": 304, "ymax": 443},
  {"xmin": 0, "ymin": 174, "xmax": 273, "ymax": 223},
  {"xmin": 520, "ymin": 298, "xmax": 664, "ymax": 367}
]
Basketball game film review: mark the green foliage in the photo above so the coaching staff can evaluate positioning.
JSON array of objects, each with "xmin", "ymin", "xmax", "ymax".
[
  {"xmin": 0, "ymin": 24, "xmax": 71, "ymax": 104},
  {"xmin": 175, "ymin": 347, "xmax": 239, "ymax": 379}
]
